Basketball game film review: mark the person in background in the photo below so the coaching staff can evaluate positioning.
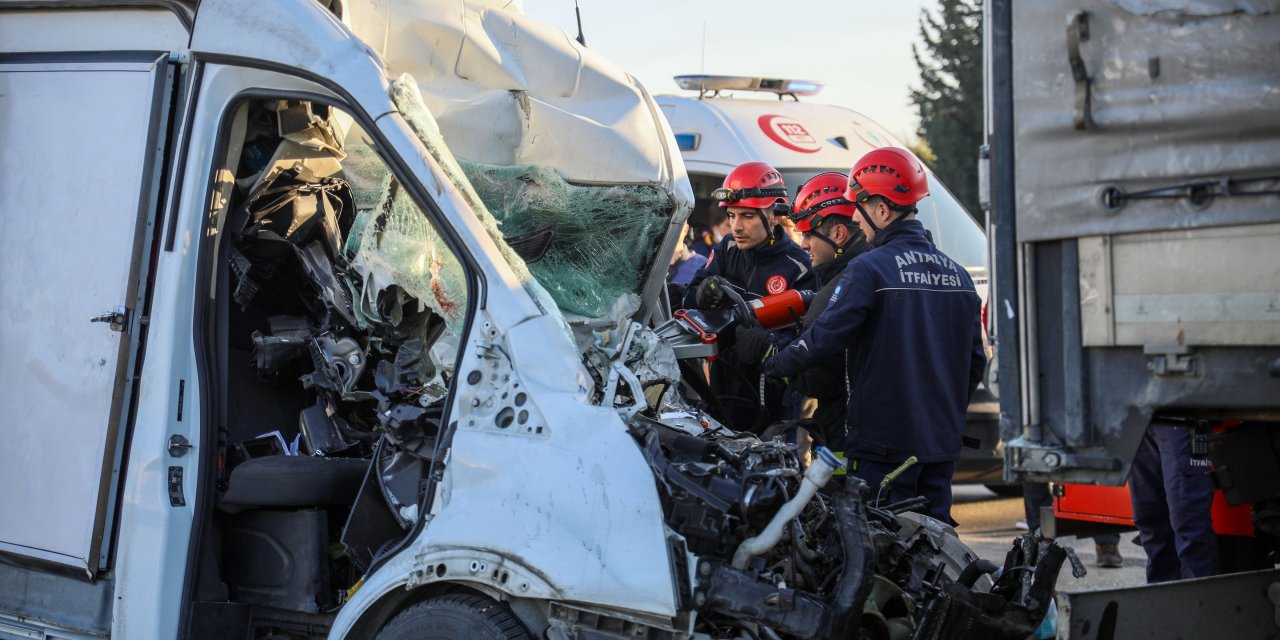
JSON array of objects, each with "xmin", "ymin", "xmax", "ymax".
[
  {"xmin": 691, "ymin": 207, "xmax": 731, "ymax": 259},
  {"xmin": 1129, "ymin": 420, "xmax": 1220, "ymax": 582},
  {"xmin": 778, "ymin": 215, "xmax": 803, "ymax": 246},
  {"xmin": 667, "ymin": 223, "xmax": 707, "ymax": 307}
]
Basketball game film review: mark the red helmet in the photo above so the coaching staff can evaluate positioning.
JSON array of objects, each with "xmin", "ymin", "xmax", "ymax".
[
  {"xmin": 712, "ymin": 161, "xmax": 788, "ymax": 209},
  {"xmin": 844, "ymin": 147, "xmax": 929, "ymax": 207},
  {"xmin": 792, "ymin": 172, "xmax": 859, "ymax": 233}
]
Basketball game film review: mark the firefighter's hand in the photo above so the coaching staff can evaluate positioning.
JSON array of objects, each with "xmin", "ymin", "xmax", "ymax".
[
  {"xmin": 695, "ymin": 276, "xmax": 731, "ymax": 309},
  {"xmin": 762, "ymin": 350, "xmax": 786, "ymax": 381},
  {"xmin": 735, "ymin": 325, "xmax": 776, "ymax": 366}
]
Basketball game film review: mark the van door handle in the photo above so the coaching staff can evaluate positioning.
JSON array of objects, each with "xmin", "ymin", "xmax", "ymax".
[{"xmin": 90, "ymin": 306, "xmax": 129, "ymax": 332}]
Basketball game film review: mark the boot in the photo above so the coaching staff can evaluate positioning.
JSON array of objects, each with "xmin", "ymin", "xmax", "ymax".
[{"xmin": 1095, "ymin": 541, "xmax": 1123, "ymax": 568}]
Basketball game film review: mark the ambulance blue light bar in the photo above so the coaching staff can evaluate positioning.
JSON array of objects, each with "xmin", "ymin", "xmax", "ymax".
[{"xmin": 674, "ymin": 75, "xmax": 825, "ymax": 98}]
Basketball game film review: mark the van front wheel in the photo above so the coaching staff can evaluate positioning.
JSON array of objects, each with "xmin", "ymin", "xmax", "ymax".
[{"xmin": 377, "ymin": 593, "xmax": 533, "ymax": 640}]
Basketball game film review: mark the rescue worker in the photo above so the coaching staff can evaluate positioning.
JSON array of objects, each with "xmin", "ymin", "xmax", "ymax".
[
  {"xmin": 764, "ymin": 148, "xmax": 985, "ymax": 524},
  {"xmin": 734, "ymin": 172, "xmax": 870, "ymax": 451},
  {"xmin": 1129, "ymin": 420, "xmax": 1220, "ymax": 582},
  {"xmin": 681, "ymin": 161, "xmax": 815, "ymax": 430}
]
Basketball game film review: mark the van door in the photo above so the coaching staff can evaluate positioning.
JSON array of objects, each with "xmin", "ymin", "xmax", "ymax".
[{"xmin": 0, "ymin": 52, "xmax": 175, "ymax": 574}]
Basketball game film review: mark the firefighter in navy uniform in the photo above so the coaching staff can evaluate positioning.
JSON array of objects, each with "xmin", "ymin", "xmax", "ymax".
[
  {"xmin": 734, "ymin": 172, "xmax": 870, "ymax": 452},
  {"xmin": 764, "ymin": 148, "xmax": 985, "ymax": 524},
  {"xmin": 681, "ymin": 161, "xmax": 816, "ymax": 431}
]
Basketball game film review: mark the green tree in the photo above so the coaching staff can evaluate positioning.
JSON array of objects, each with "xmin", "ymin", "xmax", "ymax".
[{"xmin": 911, "ymin": 0, "xmax": 983, "ymax": 221}]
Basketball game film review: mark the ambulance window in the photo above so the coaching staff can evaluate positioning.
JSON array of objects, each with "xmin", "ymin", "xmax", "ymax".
[{"xmin": 914, "ymin": 175, "xmax": 988, "ymax": 272}]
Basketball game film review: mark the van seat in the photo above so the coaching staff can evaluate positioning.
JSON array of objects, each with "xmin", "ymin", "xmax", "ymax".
[{"xmin": 219, "ymin": 455, "xmax": 368, "ymax": 512}]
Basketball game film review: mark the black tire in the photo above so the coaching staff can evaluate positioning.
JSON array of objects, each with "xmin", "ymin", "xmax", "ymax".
[
  {"xmin": 985, "ymin": 483, "xmax": 1024, "ymax": 498},
  {"xmin": 376, "ymin": 593, "xmax": 533, "ymax": 640}
]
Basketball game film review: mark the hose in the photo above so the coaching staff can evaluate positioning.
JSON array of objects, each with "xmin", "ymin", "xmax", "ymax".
[{"xmin": 732, "ymin": 447, "xmax": 841, "ymax": 569}]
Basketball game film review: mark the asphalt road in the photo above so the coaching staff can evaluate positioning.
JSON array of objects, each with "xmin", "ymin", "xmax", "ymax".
[{"xmin": 952, "ymin": 484, "xmax": 1149, "ymax": 593}]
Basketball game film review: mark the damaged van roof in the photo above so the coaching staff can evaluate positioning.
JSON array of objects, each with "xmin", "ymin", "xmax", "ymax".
[
  {"xmin": 201, "ymin": 0, "xmax": 693, "ymax": 321},
  {"xmin": 343, "ymin": 0, "xmax": 693, "ymax": 320}
]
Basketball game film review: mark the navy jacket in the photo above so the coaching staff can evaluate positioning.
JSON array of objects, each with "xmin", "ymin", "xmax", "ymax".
[
  {"xmin": 679, "ymin": 227, "xmax": 814, "ymax": 431},
  {"xmin": 681, "ymin": 227, "xmax": 815, "ymax": 307},
  {"xmin": 768, "ymin": 219, "xmax": 985, "ymax": 463},
  {"xmin": 787, "ymin": 240, "xmax": 865, "ymax": 446}
]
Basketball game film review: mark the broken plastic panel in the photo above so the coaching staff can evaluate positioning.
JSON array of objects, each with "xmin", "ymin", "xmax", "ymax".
[{"xmin": 390, "ymin": 75, "xmax": 670, "ymax": 319}]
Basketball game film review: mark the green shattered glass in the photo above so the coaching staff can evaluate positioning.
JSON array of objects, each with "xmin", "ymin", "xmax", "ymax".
[
  {"xmin": 461, "ymin": 161, "xmax": 669, "ymax": 317},
  {"xmin": 389, "ymin": 75, "xmax": 670, "ymax": 318}
]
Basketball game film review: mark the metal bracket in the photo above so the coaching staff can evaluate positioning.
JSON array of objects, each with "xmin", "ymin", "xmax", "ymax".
[
  {"xmin": 1006, "ymin": 438, "xmax": 1123, "ymax": 474},
  {"xmin": 1144, "ymin": 343, "xmax": 1196, "ymax": 377},
  {"xmin": 1066, "ymin": 10, "xmax": 1094, "ymax": 130},
  {"xmin": 595, "ymin": 322, "xmax": 647, "ymax": 420},
  {"xmin": 89, "ymin": 306, "xmax": 130, "ymax": 333}
]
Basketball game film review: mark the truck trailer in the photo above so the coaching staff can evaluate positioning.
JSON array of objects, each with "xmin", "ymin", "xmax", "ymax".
[{"xmin": 984, "ymin": 0, "xmax": 1280, "ymax": 636}]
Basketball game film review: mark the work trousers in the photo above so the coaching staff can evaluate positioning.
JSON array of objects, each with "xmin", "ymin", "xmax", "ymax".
[
  {"xmin": 1129, "ymin": 423, "xmax": 1220, "ymax": 583},
  {"xmin": 852, "ymin": 459, "xmax": 956, "ymax": 525}
]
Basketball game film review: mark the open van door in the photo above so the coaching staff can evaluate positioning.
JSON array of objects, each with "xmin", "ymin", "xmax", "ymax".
[{"xmin": 0, "ymin": 51, "xmax": 175, "ymax": 575}]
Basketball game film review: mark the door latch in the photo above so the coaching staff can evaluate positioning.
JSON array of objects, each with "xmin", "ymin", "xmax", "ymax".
[
  {"xmin": 169, "ymin": 434, "xmax": 193, "ymax": 457},
  {"xmin": 90, "ymin": 306, "xmax": 130, "ymax": 332}
]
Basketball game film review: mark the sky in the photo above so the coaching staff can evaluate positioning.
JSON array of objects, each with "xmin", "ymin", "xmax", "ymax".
[{"xmin": 522, "ymin": 0, "xmax": 935, "ymax": 143}]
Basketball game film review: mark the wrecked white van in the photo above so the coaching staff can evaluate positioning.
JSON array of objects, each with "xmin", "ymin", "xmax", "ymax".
[{"xmin": 0, "ymin": 1, "xmax": 1067, "ymax": 638}]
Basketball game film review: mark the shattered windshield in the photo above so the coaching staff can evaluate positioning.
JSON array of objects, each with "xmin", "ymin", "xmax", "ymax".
[{"xmin": 389, "ymin": 76, "xmax": 672, "ymax": 318}]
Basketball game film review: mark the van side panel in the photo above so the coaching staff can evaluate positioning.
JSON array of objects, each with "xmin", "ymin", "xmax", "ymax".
[
  {"xmin": 0, "ymin": 566, "xmax": 112, "ymax": 637},
  {"xmin": 0, "ymin": 55, "xmax": 170, "ymax": 572},
  {"xmin": 0, "ymin": 9, "xmax": 190, "ymax": 53}
]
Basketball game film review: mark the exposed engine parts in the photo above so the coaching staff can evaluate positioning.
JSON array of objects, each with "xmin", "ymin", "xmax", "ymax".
[{"xmin": 630, "ymin": 417, "xmax": 1071, "ymax": 639}]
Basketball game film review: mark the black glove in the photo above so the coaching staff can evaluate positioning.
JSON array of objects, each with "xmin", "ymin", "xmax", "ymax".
[
  {"xmin": 734, "ymin": 325, "xmax": 777, "ymax": 366},
  {"xmin": 762, "ymin": 348, "xmax": 786, "ymax": 379},
  {"xmin": 695, "ymin": 275, "xmax": 731, "ymax": 309}
]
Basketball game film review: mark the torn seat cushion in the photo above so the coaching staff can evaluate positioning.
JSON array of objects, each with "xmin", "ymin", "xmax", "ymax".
[{"xmin": 219, "ymin": 455, "xmax": 368, "ymax": 513}]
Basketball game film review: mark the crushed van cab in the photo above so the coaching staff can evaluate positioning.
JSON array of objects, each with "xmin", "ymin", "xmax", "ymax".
[{"xmin": 0, "ymin": 1, "xmax": 1068, "ymax": 639}]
